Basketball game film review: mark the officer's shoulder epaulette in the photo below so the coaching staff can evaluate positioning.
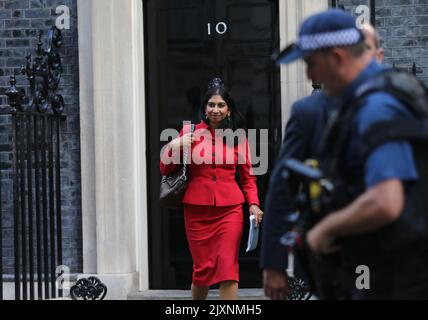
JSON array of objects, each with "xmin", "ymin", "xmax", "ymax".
[
  {"xmin": 355, "ymin": 70, "xmax": 428, "ymax": 117},
  {"xmin": 357, "ymin": 70, "xmax": 428, "ymax": 160}
]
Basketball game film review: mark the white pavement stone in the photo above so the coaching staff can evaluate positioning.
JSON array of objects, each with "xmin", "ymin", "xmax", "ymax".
[{"xmin": 128, "ymin": 289, "xmax": 268, "ymax": 300}]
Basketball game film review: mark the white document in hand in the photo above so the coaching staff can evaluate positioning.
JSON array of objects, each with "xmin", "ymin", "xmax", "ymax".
[{"xmin": 246, "ymin": 215, "xmax": 259, "ymax": 252}]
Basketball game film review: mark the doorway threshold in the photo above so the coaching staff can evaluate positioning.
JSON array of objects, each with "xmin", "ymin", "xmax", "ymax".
[{"xmin": 128, "ymin": 289, "xmax": 268, "ymax": 300}]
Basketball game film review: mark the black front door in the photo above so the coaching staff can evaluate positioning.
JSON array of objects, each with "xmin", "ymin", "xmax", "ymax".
[{"xmin": 145, "ymin": 0, "xmax": 281, "ymax": 289}]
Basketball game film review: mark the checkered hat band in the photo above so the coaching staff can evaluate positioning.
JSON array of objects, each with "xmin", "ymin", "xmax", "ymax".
[{"xmin": 298, "ymin": 28, "xmax": 361, "ymax": 50}]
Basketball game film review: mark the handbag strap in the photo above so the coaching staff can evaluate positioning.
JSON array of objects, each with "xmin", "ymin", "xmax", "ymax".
[{"xmin": 182, "ymin": 123, "xmax": 195, "ymax": 176}]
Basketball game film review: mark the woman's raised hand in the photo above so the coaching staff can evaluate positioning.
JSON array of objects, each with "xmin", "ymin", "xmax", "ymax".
[
  {"xmin": 170, "ymin": 133, "xmax": 194, "ymax": 151},
  {"xmin": 181, "ymin": 133, "xmax": 194, "ymax": 149}
]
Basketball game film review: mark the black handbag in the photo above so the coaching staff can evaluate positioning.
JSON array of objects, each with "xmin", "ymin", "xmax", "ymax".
[{"xmin": 159, "ymin": 124, "xmax": 195, "ymax": 208}]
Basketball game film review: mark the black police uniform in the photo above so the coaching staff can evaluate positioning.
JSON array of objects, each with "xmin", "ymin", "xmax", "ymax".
[
  {"xmin": 320, "ymin": 61, "xmax": 428, "ymax": 299},
  {"xmin": 260, "ymin": 91, "xmax": 340, "ymax": 299}
]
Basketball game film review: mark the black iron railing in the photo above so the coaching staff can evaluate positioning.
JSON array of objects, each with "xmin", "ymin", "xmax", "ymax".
[{"xmin": 1, "ymin": 26, "xmax": 66, "ymax": 300}]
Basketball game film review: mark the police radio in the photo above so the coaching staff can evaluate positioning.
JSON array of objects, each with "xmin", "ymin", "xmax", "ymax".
[
  {"xmin": 280, "ymin": 158, "xmax": 335, "ymax": 250},
  {"xmin": 277, "ymin": 158, "xmax": 339, "ymax": 300}
]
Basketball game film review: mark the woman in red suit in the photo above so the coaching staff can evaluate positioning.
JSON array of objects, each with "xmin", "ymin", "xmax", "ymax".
[{"xmin": 160, "ymin": 78, "xmax": 264, "ymax": 300}]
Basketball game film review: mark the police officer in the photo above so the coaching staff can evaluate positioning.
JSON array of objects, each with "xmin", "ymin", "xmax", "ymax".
[
  {"xmin": 275, "ymin": 9, "xmax": 428, "ymax": 299},
  {"xmin": 261, "ymin": 21, "xmax": 385, "ymax": 300},
  {"xmin": 261, "ymin": 90, "xmax": 332, "ymax": 300},
  {"xmin": 360, "ymin": 24, "xmax": 384, "ymax": 63}
]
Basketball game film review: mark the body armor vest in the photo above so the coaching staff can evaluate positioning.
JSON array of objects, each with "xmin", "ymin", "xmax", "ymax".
[{"xmin": 321, "ymin": 70, "xmax": 428, "ymax": 269}]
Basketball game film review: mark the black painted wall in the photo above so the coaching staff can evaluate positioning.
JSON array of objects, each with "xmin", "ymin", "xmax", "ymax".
[
  {"xmin": 330, "ymin": 0, "xmax": 428, "ymax": 84},
  {"xmin": 0, "ymin": 0, "xmax": 82, "ymax": 276}
]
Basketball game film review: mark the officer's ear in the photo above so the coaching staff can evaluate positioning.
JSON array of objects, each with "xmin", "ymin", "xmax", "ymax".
[
  {"xmin": 376, "ymin": 48, "xmax": 385, "ymax": 64},
  {"xmin": 328, "ymin": 47, "xmax": 348, "ymax": 67}
]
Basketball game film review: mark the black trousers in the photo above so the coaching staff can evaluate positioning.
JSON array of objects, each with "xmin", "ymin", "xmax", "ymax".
[
  {"xmin": 294, "ymin": 248, "xmax": 343, "ymax": 300},
  {"xmin": 339, "ymin": 246, "xmax": 428, "ymax": 300}
]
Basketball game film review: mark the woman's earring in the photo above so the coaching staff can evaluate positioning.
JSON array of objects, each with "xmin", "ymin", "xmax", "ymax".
[{"xmin": 227, "ymin": 115, "xmax": 231, "ymax": 121}]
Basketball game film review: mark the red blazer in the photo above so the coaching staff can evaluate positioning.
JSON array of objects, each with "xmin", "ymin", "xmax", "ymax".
[{"xmin": 160, "ymin": 120, "xmax": 260, "ymax": 207}]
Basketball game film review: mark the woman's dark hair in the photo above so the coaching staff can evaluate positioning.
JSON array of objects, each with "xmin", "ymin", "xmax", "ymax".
[{"xmin": 200, "ymin": 78, "xmax": 247, "ymax": 131}]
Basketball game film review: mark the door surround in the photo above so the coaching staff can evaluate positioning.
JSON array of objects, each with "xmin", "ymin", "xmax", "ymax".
[
  {"xmin": 77, "ymin": 0, "xmax": 149, "ymax": 297},
  {"xmin": 279, "ymin": 0, "xmax": 328, "ymax": 139}
]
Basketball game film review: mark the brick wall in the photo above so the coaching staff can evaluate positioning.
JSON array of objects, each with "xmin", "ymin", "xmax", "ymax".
[
  {"xmin": 0, "ymin": 0, "xmax": 82, "ymax": 275},
  {"xmin": 330, "ymin": 0, "xmax": 428, "ymax": 84}
]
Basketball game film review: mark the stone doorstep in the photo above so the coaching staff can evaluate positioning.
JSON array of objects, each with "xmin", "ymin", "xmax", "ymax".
[{"xmin": 128, "ymin": 289, "xmax": 268, "ymax": 300}]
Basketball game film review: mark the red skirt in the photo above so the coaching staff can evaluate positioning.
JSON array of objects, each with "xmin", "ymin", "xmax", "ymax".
[{"xmin": 184, "ymin": 204, "xmax": 244, "ymax": 287}]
